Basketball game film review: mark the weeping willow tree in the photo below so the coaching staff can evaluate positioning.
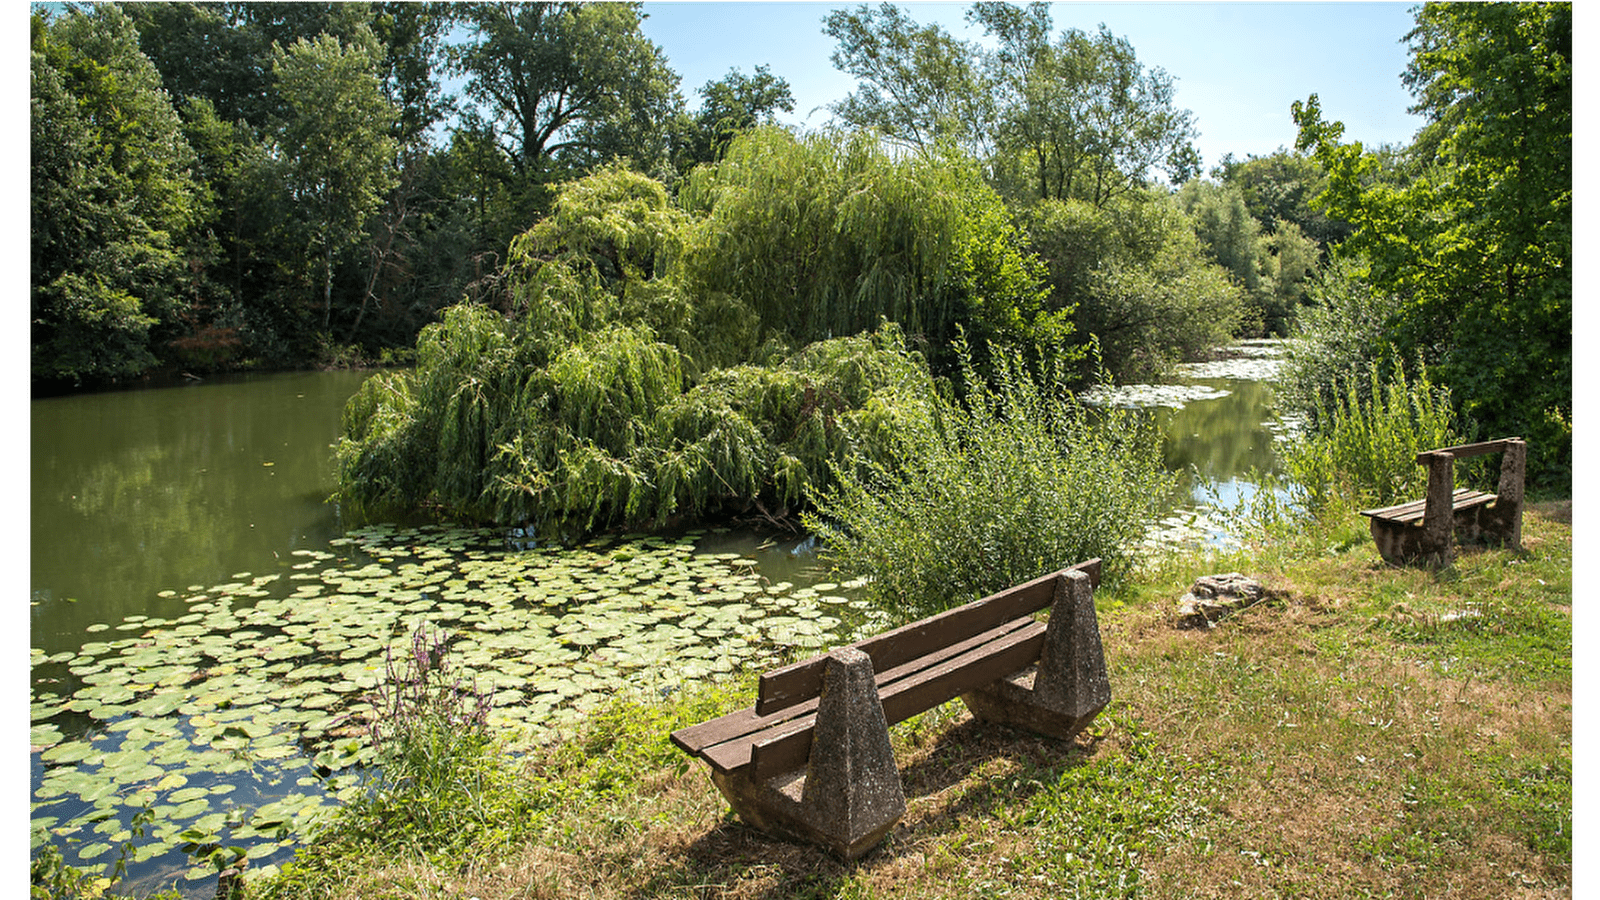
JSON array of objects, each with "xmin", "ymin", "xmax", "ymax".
[
  {"xmin": 679, "ymin": 128, "xmax": 1077, "ymax": 372},
  {"xmin": 337, "ymin": 135, "xmax": 1082, "ymax": 537},
  {"xmin": 338, "ymin": 310, "xmax": 940, "ymax": 538}
]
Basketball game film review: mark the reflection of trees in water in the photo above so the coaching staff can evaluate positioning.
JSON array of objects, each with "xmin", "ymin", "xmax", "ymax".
[
  {"xmin": 30, "ymin": 372, "xmax": 372, "ymax": 652},
  {"xmin": 1157, "ymin": 378, "xmax": 1282, "ymax": 505}
]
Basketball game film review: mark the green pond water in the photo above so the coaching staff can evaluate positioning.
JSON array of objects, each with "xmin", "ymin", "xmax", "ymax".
[{"xmin": 29, "ymin": 347, "xmax": 1287, "ymax": 895}]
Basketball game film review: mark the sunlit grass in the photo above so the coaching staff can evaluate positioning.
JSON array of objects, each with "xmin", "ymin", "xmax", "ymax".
[{"xmin": 235, "ymin": 501, "xmax": 1570, "ymax": 900}]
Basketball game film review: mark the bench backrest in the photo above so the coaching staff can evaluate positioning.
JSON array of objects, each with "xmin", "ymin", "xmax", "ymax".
[
  {"xmin": 754, "ymin": 559, "xmax": 1102, "ymax": 715},
  {"xmin": 1414, "ymin": 437, "xmax": 1523, "ymax": 464}
]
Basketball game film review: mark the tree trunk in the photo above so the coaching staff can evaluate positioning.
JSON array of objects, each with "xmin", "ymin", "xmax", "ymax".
[{"xmin": 322, "ymin": 242, "xmax": 333, "ymax": 334}]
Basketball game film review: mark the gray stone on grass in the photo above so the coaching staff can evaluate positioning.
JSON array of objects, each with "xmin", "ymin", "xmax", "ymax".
[{"xmin": 1176, "ymin": 572, "xmax": 1268, "ymax": 629}]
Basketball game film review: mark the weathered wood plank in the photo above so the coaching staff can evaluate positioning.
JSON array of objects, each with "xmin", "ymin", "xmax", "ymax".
[
  {"xmin": 670, "ymin": 615, "xmax": 1036, "ymax": 756},
  {"xmin": 755, "ymin": 559, "xmax": 1100, "ymax": 715},
  {"xmin": 1362, "ymin": 489, "xmax": 1496, "ymax": 524},
  {"xmin": 736, "ymin": 622, "xmax": 1050, "ymax": 778},
  {"xmin": 1413, "ymin": 438, "xmax": 1522, "ymax": 463},
  {"xmin": 670, "ymin": 693, "xmax": 817, "ymax": 757}
]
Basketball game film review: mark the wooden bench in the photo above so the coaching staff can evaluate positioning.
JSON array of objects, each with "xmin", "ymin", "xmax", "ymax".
[
  {"xmin": 670, "ymin": 560, "xmax": 1109, "ymax": 859},
  {"xmin": 1360, "ymin": 438, "xmax": 1526, "ymax": 566}
]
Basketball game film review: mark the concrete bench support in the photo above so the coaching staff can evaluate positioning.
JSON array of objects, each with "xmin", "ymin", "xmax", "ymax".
[{"xmin": 959, "ymin": 569, "xmax": 1109, "ymax": 739}]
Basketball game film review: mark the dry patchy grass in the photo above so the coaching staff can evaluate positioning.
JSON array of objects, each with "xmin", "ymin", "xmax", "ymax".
[{"xmin": 258, "ymin": 509, "xmax": 1571, "ymax": 900}]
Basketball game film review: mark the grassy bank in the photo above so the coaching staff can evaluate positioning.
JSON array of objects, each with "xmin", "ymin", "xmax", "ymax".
[{"xmin": 256, "ymin": 501, "xmax": 1572, "ymax": 900}]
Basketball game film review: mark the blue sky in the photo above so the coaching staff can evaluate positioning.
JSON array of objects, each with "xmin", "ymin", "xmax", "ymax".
[{"xmin": 639, "ymin": 1, "xmax": 1430, "ymax": 171}]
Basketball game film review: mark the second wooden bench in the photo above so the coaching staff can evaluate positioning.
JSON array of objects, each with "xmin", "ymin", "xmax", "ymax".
[
  {"xmin": 1360, "ymin": 438, "xmax": 1526, "ymax": 566},
  {"xmin": 670, "ymin": 560, "xmax": 1109, "ymax": 859}
]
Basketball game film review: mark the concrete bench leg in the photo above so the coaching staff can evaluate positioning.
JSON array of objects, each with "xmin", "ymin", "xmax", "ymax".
[
  {"xmin": 1419, "ymin": 451, "xmax": 1456, "ymax": 567},
  {"xmin": 960, "ymin": 568, "xmax": 1111, "ymax": 740},
  {"xmin": 710, "ymin": 647, "xmax": 906, "ymax": 859},
  {"xmin": 1490, "ymin": 438, "xmax": 1526, "ymax": 549}
]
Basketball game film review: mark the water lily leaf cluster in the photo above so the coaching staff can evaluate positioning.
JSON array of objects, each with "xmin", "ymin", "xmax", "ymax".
[{"xmin": 30, "ymin": 524, "xmax": 870, "ymax": 887}]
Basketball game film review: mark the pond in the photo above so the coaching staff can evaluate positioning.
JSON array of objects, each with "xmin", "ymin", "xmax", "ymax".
[
  {"xmin": 28, "ymin": 371, "xmax": 878, "ymax": 895},
  {"xmin": 29, "ymin": 345, "xmax": 1288, "ymax": 895},
  {"xmin": 1086, "ymin": 340, "xmax": 1293, "ymax": 549}
]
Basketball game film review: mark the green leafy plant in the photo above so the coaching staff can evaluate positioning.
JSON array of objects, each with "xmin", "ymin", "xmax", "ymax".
[
  {"xmin": 297, "ymin": 620, "xmax": 537, "ymax": 871},
  {"xmin": 31, "ymin": 804, "xmax": 178, "ymax": 900},
  {"xmin": 361, "ymin": 624, "xmax": 500, "ymax": 839},
  {"xmin": 806, "ymin": 337, "xmax": 1172, "ymax": 618},
  {"xmin": 1282, "ymin": 358, "xmax": 1464, "ymax": 512}
]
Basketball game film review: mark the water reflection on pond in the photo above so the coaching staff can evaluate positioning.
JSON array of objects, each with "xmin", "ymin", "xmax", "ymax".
[{"xmin": 1087, "ymin": 341, "xmax": 1292, "ymax": 549}]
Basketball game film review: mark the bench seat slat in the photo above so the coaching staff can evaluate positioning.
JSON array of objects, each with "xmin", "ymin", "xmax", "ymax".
[
  {"xmin": 755, "ymin": 559, "xmax": 1100, "ymax": 715},
  {"xmin": 670, "ymin": 616, "xmax": 1039, "ymax": 758},
  {"xmin": 700, "ymin": 619, "xmax": 1048, "ymax": 778},
  {"xmin": 1362, "ymin": 489, "xmax": 1495, "ymax": 524}
]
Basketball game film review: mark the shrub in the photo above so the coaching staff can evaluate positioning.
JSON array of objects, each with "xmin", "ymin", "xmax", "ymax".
[
  {"xmin": 805, "ymin": 339, "xmax": 1172, "ymax": 619},
  {"xmin": 1282, "ymin": 358, "xmax": 1464, "ymax": 512},
  {"xmin": 1277, "ymin": 254, "xmax": 1408, "ymax": 425}
]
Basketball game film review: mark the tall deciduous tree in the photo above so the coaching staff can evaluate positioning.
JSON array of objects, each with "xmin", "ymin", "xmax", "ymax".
[
  {"xmin": 272, "ymin": 32, "xmax": 399, "ymax": 334},
  {"xmin": 969, "ymin": 2, "xmax": 1199, "ymax": 205},
  {"xmin": 447, "ymin": 2, "xmax": 680, "ymax": 177},
  {"xmin": 1293, "ymin": 2, "xmax": 1570, "ymax": 484},
  {"xmin": 824, "ymin": 3, "xmax": 1199, "ymax": 205},
  {"xmin": 824, "ymin": 4, "xmax": 988, "ymax": 154},
  {"xmin": 31, "ymin": 6, "xmax": 203, "ymax": 383},
  {"xmin": 674, "ymin": 65, "xmax": 795, "ymax": 171},
  {"xmin": 370, "ymin": 2, "xmax": 456, "ymax": 150}
]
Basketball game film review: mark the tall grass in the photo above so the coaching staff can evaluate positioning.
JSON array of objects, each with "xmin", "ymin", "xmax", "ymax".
[
  {"xmin": 1282, "ymin": 358, "xmax": 1464, "ymax": 512},
  {"xmin": 805, "ymin": 340, "xmax": 1172, "ymax": 619}
]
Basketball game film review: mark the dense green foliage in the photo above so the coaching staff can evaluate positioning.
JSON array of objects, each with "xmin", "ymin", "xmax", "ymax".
[
  {"xmin": 447, "ymin": 2, "xmax": 680, "ymax": 180},
  {"xmin": 1276, "ymin": 255, "xmax": 1410, "ymax": 421},
  {"xmin": 30, "ymin": 7, "xmax": 204, "ymax": 383},
  {"xmin": 33, "ymin": 0, "xmax": 1291, "ymax": 390},
  {"xmin": 678, "ymin": 129, "xmax": 1072, "ymax": 370},
  {"xmin": 273, "ymin": 32, "xmax": 400, "ymax": 334},
  {"xmin": 337, "ymin": 132, "xmax": 1100, "ymax": 537},
  {"xmin": 1022, "ymin": 191, "xmax": 1244, "ymax": 379},
  {"xmin": 672, "ymin": 64, "xmax": 795, "ymax": 170},
  {"xmin": 1213, "ymin": 148, "xmax": 1353, "ymax": 251},
  {"xmin": 1177, "ymin": 179, "xmax": 1320, "ymax": 336},
  {"xmin": 32, "ymin": 2, "xmax": 797, "ymax": 386},
  {"xmin": 820, "ymin": 2, "xmax": 1293, "ymax": 368},
  {"xmin": 337, "ymin": 305, "xmax": 942, "ymax": 538},
  {"xmin": 806, "ymin": 342, "xmax": 1172, "ymax": 617},
  {"xmin": 1292, "ymin": 2, "xmax": 1570, "ymax": 487},
  {"xmin": 1282, "ymin": 360, "xmax": 1463, "ymax": 514}
]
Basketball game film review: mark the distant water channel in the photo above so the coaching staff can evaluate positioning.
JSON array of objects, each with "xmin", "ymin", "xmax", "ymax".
[
  {"xmin": 29, "ymin": 344, "xmax": 1287, "ymax": 894},
  {"xmin": 1085, "ymin": 339, "xmax": 1292, "ymax": 548}
]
